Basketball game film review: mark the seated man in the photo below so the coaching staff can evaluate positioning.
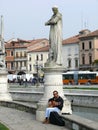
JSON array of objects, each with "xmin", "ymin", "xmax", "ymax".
[{"xmin": 43, "ymin": 90, "xmax": 64, "ymax": 124}]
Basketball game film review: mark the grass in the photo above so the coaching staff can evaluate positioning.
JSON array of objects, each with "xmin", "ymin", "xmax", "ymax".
[
  {"xmin": 63, "ymin": 87, "xmax": 98, "ymax": 90},
  {"xmin": 0, "ymin": 123, "xmax": 9, "ymax": 130}
]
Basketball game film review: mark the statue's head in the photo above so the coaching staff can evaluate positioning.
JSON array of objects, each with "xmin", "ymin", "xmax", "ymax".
[{"xmin": 52, "ymin": 6, "xmax": 58, "ymax": 14}]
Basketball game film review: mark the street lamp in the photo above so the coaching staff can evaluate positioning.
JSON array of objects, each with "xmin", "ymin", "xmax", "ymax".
[
  {"xmin": 35, "ymin": 60, "xmax": 39, "ymax": 87},
  {"xmin": 34, "ymin": 60, "xmax": 44, "ymax": 86}
]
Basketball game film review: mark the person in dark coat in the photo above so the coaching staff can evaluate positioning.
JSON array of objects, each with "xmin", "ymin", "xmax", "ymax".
[{"xmin": 43, "ymin": 90, "xmax": 64, "ymax": 124}]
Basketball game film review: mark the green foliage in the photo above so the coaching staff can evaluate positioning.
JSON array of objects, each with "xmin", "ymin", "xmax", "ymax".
[
  {"xmin": 94, "ymin": 59, "xmax": 98, "ymax": 64},
  {"xmin": 0, "ymin": 123, "xmax": 9, "ymax": 130},
  {"xmin": 64, "ymin": 87, "xmax": 98, "ymax": 90}
]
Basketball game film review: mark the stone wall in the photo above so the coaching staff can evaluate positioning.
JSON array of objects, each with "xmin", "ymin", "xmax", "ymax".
[
  {"xmin": 10, "ymin": 91, "xmax": 43, "ymax": 102},
  {"xmin": 9, "ymin": 90, "xmax": 98, "ymax": 108},
  {"xmin": 65, "ymin": 93, "xmax": 98, "ymax": 108}
]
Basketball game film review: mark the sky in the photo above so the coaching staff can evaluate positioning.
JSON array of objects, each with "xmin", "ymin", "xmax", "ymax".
[{"xmin": 0, "ymin": 0, "xmax": 98, "ymax": 41}]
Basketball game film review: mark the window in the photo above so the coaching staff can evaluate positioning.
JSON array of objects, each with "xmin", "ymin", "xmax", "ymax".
[
  {"xmin": 89, "ymin": 55, "xmax": 92, "ymax": 64},
  {"xmin": 82, "ymin": 55, "xmax": 85, "ymax": 64},
  {"xmin": 82, "ymin": 42, "xmax": 85, "ymax": 50},
  {"xmin": 5, "ymin": 51, "xmax": 7, "ymax": 56},
  {"xmin": 5, "ymin": 63, "xmax": 7, "ymax": 68},
  {"xmin": 11, "ymin": 62, "xmax": 14, "ymax": 69},
  {"xmin": 75, "ymin": 58, "xmax": 78, "ymax": 67},
  {"xmin": 89, "ymin": 41, "xmax": 92, "ymax": 49},
  {"xmin": 20, "ymin": 52, "xmax": 22, "ymax": 57},
  {"xmin": 20, "ymin": 62, "xmax": 22, "ymax": 67},
  {"xmin": 68, "ymin": 59, "xmax": 71, "ymax": 68},
  {"xmin": 29, "ymin": 64, "xmax": 32, "ymax": 71},
  {"xmin": 16, "ymin": 52, "xmax": 18, "ymax": 57},
  {"xmin": 24, "ymin": 61, "xmax": 26, "ymax": 66},
  {"xmin": 16, "ymin": 62, "xmax": 18, "ymax": 68},
  {"xmin": 41, "ymin": 54, "xmax": 43, "ymax": 61},
  {"xmin": 29, "ymin": 57, "xmax": 31, "ymax": 61},
  {"xmin": 12, "ymin": 43, "xmax": 14, "ymax": 46},
  {"xmin": 36, "ymin": 55, "xmax": 39, "ymax": 61},
  {"xmin": 22, "ymin": 52, "xmax": 24, "ymax": 57},
  {"xmin": 11, "ymin": 51, "xmax": 13, "ymax": 56},
  {"xmin": 24, "ymin": 51, "xmax": 27, "ymax": 57}
]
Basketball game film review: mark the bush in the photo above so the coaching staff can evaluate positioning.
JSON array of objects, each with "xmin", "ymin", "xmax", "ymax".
[{"xmin": 0, "ymin": 122, "xmax": 9, "ymax": 130}]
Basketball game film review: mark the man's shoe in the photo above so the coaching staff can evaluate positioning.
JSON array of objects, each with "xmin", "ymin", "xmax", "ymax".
[
  {"xmin": 42, "ymin": 119, "xmax": 47, "ymax": 124},
  {"xmin": 42, "ymin": 118, "xmax": 49, "ymax": 124}
]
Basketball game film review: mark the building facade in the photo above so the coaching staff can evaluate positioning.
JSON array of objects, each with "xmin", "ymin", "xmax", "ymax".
[
  {"xmin": 5, "ymin": 29, "xmax": 98, "ymax": 74},
  {"xmin": 79, "ymin": 29, "xmax": 98, "ymax": 71},
  {"xmin": 5, "ymin": 38, "xmax": 30, "ymax": 74},
  {"xmin": 62, "ymin": 35, "xmax": 80, "ymax": 71},
  {"xmin": 27, "ymin": 42, "xmax": 49, "ymax": 77},
  {"xmin": 5, "ymin": 38, "xmax": 49, "ymax": 75}
]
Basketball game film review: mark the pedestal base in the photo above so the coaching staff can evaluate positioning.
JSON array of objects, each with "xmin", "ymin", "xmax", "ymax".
[
  {"xmin": 36, "ymin": 67, "xmax": 72, "ymax": 121},
  {"xmin": 36, "ymin": 102, "xmax": 47, "ymax": 121},
  {"xmin": 0, "ymin": 71, "xmax": 12, "ymax": 101}
]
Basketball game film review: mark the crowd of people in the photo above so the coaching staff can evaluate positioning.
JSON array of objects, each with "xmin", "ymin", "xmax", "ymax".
[{"xmin": 8, "ymin": 76, "xmax": 44, "ymax": 86}]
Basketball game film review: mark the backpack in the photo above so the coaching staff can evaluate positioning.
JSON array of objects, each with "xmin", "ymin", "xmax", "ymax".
[{"xmin": 49, "ymin": 111, "xmax": 65, "ymax": 126}]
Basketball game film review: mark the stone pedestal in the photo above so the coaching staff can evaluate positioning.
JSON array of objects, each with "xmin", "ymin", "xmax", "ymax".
[
  {"xmin": 0, "ymin": 70, "xmax": 12, "ymax": 101},
  {"xmin": 36, "ymin": 67, "xmax": 72, "ymax": 121}
]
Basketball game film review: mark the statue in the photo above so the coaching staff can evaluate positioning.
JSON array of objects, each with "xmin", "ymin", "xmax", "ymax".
[
  {"xmin": 45, "ymin": 6, "xmax": 62, "ymax": 67},
  {"xmin": 0, "ymin": 39, "xmax": 6, "ymax": 70},
  {"xmin": 36, "ymin": 8, "xmax": 72, "ymax": 121},
  {"xmin": 0, "ymin": 15, "xmax": 6, "ymax": 70}
]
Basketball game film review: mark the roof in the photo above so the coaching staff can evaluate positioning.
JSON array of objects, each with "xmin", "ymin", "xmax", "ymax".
[
  {"xmin": 6, "ymin": 38, "xmax": 31, "ymax": 43},
  {"xmin": 5, "ymin": 38, "xmax": 29, "ymax": 49},
  {"xmin": 5, "ymin": 42, "xmax": 27, "ymax": 49},
  {"xmin": 27, "ymin": 38, "xmax": 49, "ymax": 52},
  {"xmin": 63, "ymin": 29, "xmax": 98, "ymax": 44},
  {"xmin": 87, "ymin": 30, "xmax": 98, "ymax": 36},
  {"xmin": 28, "ymin": 45, "xmax": 49, "ymax": 53},
  {"xmin": 79, "ymin": 30, "xmax": 98, "ymax": 39},
  {"xmin": 26, "ymin": 38, "xmax": 48, "ymax": 47},
  {"xmin": 63, "ymin": 35, "xmax": 80, "ymax": 45}
]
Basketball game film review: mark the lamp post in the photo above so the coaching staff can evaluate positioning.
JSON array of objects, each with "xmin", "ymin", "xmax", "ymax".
[
  {"xmin": 34, "ymin": 60, "xmax": 44, "ymax": 87},
  {"xmin": 35, "ymin": 60, "xmax": 39, "ymax": 87}
]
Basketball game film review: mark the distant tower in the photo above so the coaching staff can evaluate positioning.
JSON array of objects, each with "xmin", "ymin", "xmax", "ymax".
[
  {"xmin": 0, "ymin": 15, "xmax": 12, "ymax": 101},
  {"xmin": 0, "ymin": 15, "xmax": 5, "ymax": 68},
  {"xmin": 0, "ymin": 15, "xmax": 5, "ymax": 53}
]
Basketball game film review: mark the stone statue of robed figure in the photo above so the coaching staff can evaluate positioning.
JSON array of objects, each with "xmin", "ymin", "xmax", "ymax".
[
  {"xmin": 36, "ymin": 7, "xmax": 72, "ymax": 121},
  {"xmin": 45, "ymin": 6, "xmax": 62, "ymax": 67}
]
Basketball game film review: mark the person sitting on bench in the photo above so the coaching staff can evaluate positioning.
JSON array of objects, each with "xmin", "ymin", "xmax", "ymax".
[{"xmin": 43, "ymin": 90, "xmax": 64, "ymax": 124}]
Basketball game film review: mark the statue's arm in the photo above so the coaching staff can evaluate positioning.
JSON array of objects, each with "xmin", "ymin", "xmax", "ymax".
[
  {"xmin": 52, "ymin": 14, "xmax": 62, "ymax": 24},
  {"xmin": 45, "ymin": 18, "xmax": 54, "ymax": 26},
  {"xmin": 45, "ymin": 13, "xmax": 62, "ymax": 26}
]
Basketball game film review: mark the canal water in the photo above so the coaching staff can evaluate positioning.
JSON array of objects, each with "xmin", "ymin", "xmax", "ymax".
[{"xmin": 72, "ymin": 106, "xmax": 98, "ymax": 122}]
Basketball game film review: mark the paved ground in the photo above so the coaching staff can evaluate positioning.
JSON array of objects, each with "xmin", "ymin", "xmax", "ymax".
[{"xmin": 0, "ymin": 106, "xmax": 69, "ymax": 130}]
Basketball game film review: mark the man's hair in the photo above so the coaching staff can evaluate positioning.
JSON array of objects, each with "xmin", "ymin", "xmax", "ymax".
[{"xmin": 53, "ymin": 90, "xmax": 58, "ymax": 94}]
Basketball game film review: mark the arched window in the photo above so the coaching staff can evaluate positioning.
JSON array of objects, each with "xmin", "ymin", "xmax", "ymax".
[
  {"xmin": 41, "ymin": 54, "xmax": 43, "ymax": 61},
  {"xmin": 68, "ymin": 58, "xmax": 71, "ymax": 68},
  {"xmin": 75, "ymin": 58, "xmax": 78, "ymax": 67},
  {"xmin": 36, "ymin": 54, "xmax": 39, "ymax": 61},
  {"xmin": 82, "ymin": 54, "xmax": 85, "ymax": 64}
]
